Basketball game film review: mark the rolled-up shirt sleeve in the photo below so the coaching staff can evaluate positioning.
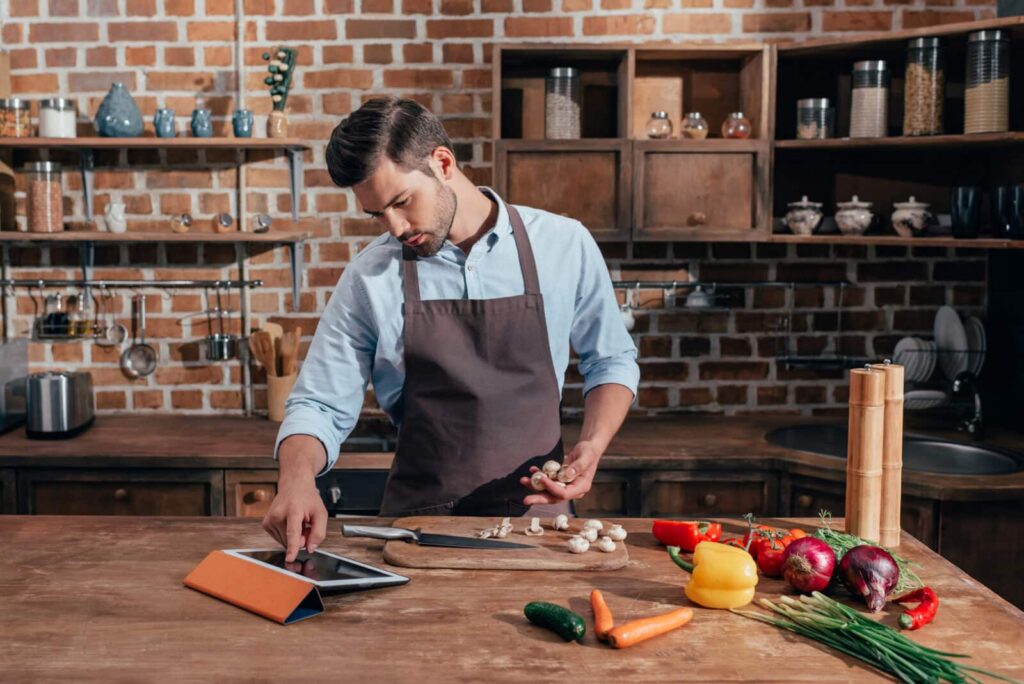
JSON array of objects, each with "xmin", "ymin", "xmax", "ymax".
[
  {"xmin": 569, "ymin": 225, "xmax": 640, "ymax": 398},
  {"xmin": 274, "ymin": 268, "xmax": 376, "ymax": 477}
]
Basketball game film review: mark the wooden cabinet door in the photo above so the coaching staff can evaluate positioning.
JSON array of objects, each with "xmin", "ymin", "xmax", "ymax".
[
  {"xmin": 633, "ymin": 140, "xmax": 769, "ymax": 241},
  {"xmin": 225, "ymin": 470, "xmax": 277, "ymax": 518},
  {"xmin": 641, "ymin": 471, "xmax": 776, "ymax": 518},
  {"xmin": 18, "ymin": 469, "xmax": 223, "ymax": 516},
  {"xmin": 0, "ymin": 469, "xmax": 14, "ymax": 514},
  {"xmin": 939, "ymin": 500, "xmax": 1024, "ymax": 609},
  {"xmin": 317, "ymin": 470, "xmax": 391, "ymax": 515},
  {"xmin": 576, "ymin": 470, "xmax": 641, "ymax": 517},
  {"xmin": 495, "ymin": 140, "xmax": 632, "ymax": 241}
]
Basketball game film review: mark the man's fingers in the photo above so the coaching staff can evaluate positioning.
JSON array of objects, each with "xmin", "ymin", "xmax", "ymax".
[
  {"xmin": 285, "ymin": 510, "xmax": 305, "ymax": 563},
  {"xmin": 262, "ymin": 515, "xmax": 286, "ymax": 549},
  {"xmin": 307, "ymin": 504, "xmax": 328, "ymax": 553}
]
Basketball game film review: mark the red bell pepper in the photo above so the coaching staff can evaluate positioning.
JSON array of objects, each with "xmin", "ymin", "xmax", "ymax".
[{"xmin": 651, "ymin": 520, "xmax": 722, "ymax": 552}]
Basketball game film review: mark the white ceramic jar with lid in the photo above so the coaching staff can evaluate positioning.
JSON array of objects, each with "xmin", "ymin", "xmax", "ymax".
[
  {"xmin": 835, "ymin": 195, "xmax": 874, "ymax": 236},
  {"xmin": 785, "ymin": 196, "xmax": 824, "ymax": 235},
  {"xmin": 891, "ymin": 196, "xmax": 934, "ymax": 237},
  {"xmin": 38, "ymin": 98, "xmax": 77, "ymax": 138}
]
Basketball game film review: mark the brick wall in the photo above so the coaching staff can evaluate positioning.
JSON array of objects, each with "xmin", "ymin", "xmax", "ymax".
[{"xmin": 0, "ymin": 0, "xmax": 994, "ymax": 419}]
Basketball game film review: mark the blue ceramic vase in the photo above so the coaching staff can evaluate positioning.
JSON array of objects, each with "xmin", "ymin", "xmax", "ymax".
[
  {"xmin": 232, "ymin": 109, "xmax": 253, "ymax": 138},
  {"xmin": 154, "ymin": 108, "xmax": 176, "ymax": 138},
  {"xmin": 94, "ymin": 82, "xmax": 144, "ymax": 137},
  {"xmin": 190, "ymin": 108, "xmax": 212, "ymax": 138}
]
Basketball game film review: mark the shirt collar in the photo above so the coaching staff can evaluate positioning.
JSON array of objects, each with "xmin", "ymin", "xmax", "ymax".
[{"xmin": 478, "ymin": 186, "xmax": 514, "ymax": 243}]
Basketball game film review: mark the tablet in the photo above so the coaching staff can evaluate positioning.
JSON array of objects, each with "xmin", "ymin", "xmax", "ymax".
[{"xmin": 225, "ymin": 548, "xmax": 409, "ymax": 594}]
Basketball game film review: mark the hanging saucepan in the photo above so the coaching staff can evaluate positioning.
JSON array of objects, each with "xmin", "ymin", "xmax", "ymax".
[{"xmin": 120, "ymin": 293, "xmax": 157, "ymax": 378}]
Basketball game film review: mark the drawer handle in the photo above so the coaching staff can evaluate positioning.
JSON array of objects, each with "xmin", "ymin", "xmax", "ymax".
[
  {"xmin": 114, "ymin": 488, "xmax": 129, "ymax": 501},
  {"xmin": 244, "ymin": 488, "xmax": 270, "ymax": 504},
  {"xmin": 328, "ymin": 486, "xmax": 342, "ymax": 505},
  {"xmin": 688, "ymin": 212, "xmax": 707, "ymax": 226},
  {"xmin": 701, "ymin": 493, "xmax": 717, "ymax": 508},
  {"xmin": 797, "ymin": 494, "xmax": 814, "ymax": 510}
]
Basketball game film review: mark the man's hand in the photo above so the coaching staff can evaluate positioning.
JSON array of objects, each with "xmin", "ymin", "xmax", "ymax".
[
  {"xmin": 262, "ymin": 435, "xmax": 329, "ymax": 562},
  {"xmin": 519, "ymin": 441, "xmax": 603, "ymax": 506}
]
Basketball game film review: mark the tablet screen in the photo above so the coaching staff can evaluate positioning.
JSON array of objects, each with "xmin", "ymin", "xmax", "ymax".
[{"xmin": 240, "ymin": 550, "xmax": 389, "ymax": 583}]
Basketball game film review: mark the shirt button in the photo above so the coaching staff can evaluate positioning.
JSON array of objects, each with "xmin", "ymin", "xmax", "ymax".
[{"xmin": 467, "ymin": 265, "xmax": 475, "ymax": 272}]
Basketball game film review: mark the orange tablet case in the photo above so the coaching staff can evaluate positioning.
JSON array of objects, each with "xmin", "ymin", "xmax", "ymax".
[{"xmin": 184, "ymin": 550, "xmax": 324, "ymax": 624}]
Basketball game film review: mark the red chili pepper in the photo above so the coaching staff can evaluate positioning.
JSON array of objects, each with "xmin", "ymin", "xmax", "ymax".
[
  {"xmin": 897, "ymin": 587, "xmax": 939, "ymax": 630},
  {"xmin": 651, "ymin": 520, "xmax": 722, "ymax": 552}
]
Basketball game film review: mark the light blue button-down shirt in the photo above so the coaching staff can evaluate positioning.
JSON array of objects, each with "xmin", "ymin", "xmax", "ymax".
[{"xmin": 276, "ymin": 188, "xmax": 640, "ymax": 476}]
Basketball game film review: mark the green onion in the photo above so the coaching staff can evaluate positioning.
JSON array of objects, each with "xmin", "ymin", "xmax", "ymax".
[
  {"xmin": 732, "ymin": 592, "xmax": 1021, "ymax": 684},
  {"xmin": 814, "ymin": 510, "xmax": 924, "ymax": 597}
]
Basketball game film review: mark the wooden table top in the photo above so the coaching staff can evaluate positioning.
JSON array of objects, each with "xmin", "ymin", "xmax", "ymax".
[{"xmin": 1, "ymin": 515, "xmax": 1022, "ymax": 682}]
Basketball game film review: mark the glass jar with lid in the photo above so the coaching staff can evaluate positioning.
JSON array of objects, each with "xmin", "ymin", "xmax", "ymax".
[
  {"xmin": 796, "ymin": 98, "xmax": 834, "ymax": 139},
  {"xmin": 545, "ymin": 67, "xmax": 581, "ymax": 140},
  {"xmin": 0, "ymin": 98, "xmax": 31, "ymax": 138},
  {"xmin": 39, "ymin": 98, "xmax": 78, "ymax": 138},
  {"xmin": 645, "ymin": 111, "xmax": 673, "ymax": 139},
  {"xmin": 23, "ymin": 161, "xmax": 64, "ymax": 233},
  {"xmin": 681, "ymin": 112, "xmax": 708, "ymax": 139},
  {"xmin": 850, "ymin": 60, "xmax": 889, "ymax": 138},
  {"xmin": 965, "ymin": 29, "xmax": 1009, "ymax": 134},
  {"xmin": 721, "ymin": 112, "xmax": 752, "ymax": 139},
  {"xmin": 904, "ymin": 37, "xmax": 944, "ymax": 136}
]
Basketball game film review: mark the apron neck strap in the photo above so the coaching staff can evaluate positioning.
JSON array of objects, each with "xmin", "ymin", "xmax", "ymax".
[{"xmin": 400, "ymin": 199, "xmax": 542, "ymax": 302}]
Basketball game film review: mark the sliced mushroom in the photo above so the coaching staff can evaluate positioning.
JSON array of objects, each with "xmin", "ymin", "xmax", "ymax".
[
  {"xmin": 606, "ymin": 524, "xmax": 628, "ymax": 542},
  {"xmin": 529, "ymin": 470, "xmax": 547, "ymax": 491},
  {"xmin": 477, "ymin": 528, "xmax": 495, "ymax": 539},
  {"xmin": 596, "ymin": 536, "xmax": 616, "ymax": 553},
  {"xmin": 541, "ymin": 460, "xmax": 561, "ymax": 477},
  {"xmin": 524, "ymin": 517, "xmax": 545, "ymax": 536},
  {"xmin": 495, "ymin": 516, "xmax": 513, "ymax": 539},
  {"xmin": 583, "ymin": 519, "xmax": 604, "ymax": 532},
  {"xmin": 579, "ymin": 527, "xmax": 598, "ymax": 543},
  {"xmin": 552, "ymin": 514, "xmax": 570, "ymax": 531},
  {"xmin": 567, "ymin": 535, "xmax": 590, "ymax": 554}
]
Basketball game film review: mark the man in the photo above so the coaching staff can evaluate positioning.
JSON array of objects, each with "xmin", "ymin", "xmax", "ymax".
[{"xmin": 263, "ymin": 97, "xmax": 639, "ymax": 561}]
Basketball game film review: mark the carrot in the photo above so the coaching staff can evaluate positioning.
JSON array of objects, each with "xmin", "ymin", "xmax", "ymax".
[
  {"xmin": 605, "ymin": 607, "xmax": 693, "ymax": 649},
  {"xmin": 590, "ymin": 589, "xmax": 614, "ymax": 641}
]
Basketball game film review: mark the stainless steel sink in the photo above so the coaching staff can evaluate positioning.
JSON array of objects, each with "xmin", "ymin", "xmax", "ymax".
[{"xmin": 764, "ymin": 424, "xmax": 1023, "ymax": 475}]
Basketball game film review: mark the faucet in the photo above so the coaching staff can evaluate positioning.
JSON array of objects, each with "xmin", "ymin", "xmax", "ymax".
[{"xmin": 951, "ymin": 371, "xmax": 984, "ymax": 439}]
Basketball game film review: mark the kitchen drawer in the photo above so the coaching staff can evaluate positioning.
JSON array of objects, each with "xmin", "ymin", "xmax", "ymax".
[
  {"xmin": 0, "ymin": 468, "xmax": 14, "ymax": 514},
  {"xmin": 317, "ymin": 470, "xmax": 390, "ymax": 515},
  {"xmin": 641, "ymin": 471, "xmax": 775, "ymax": 517},
  {"xmin": 225, "ymin": 470, "xmax": 277, "ymax": 518},
  {"xmin": 17, "ymin": 469, "xmax": 224, "ymax": 516},
  {"xmin": 576, "ymin": 470, "xmax": 640, "ymax": 517}
]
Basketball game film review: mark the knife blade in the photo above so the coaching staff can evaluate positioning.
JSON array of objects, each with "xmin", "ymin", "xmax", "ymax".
[{"xmin": 341, "ymin": 524, "xmax": 536, "ymax": 550}]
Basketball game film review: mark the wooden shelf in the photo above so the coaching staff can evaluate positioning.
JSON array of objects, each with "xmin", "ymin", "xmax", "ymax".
[
  {"xmin": 769, "ymin": 233, "xmax": 1024, "ymax": 249},
  {"xmin": 0, "ymin": 137, "xmax": 311, "ymax": 150},
  {"xmin": 775, "ymin": 132, "xmax": 1024, "ymax": 151},
  {"xmin": 0, "ymin": 229, "xmax": 310, "ymax": 244}
]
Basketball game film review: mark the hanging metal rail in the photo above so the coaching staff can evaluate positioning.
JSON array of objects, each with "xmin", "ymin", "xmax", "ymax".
[{"xmin": 0, "ymin": 278, "xmax": 263, "ymax": 289}]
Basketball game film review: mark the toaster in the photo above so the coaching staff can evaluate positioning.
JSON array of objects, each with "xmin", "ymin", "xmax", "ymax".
[{"xmin": 26, "ymin": 371, "xmax": 95, "ymax": 438}]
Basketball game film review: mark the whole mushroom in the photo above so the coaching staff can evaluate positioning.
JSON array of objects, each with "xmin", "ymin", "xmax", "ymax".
[
  {"xmin": 595, "ymin": 536, "xmax": 616, "ymax": 553},
  {"xmin": 552, "ymin": 514, "xmax": 570, "ymax": 531},
  {"xmin": 567, "ymin": 536, "xmax": 590, "ymax": 554},
  {"xmin": 583, "ymin": 519, "xmax": 604, "ymax": 532},
  {"xmin": 529, "ymin": 470, "xmax": 547, "ymax": 491},
  {"xmin": 606, "ymin": 524, "xmax": 628, "ymax": 542},
  {"xmin": 541, "ymin": 460, "xmax": 561, "ymax": 478},
  {"xmin": 579, "ymin": 527, "xmax": 599, "ymax": 543}
]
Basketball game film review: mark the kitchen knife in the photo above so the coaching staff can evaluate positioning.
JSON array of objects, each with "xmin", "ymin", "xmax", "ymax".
[{"xmin": 341, "ymin": 524, "xmax": 536, "ymax": 550}]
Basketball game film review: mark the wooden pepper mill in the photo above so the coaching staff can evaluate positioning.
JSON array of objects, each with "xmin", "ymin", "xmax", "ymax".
[
  {"xmin": 846, "ymin": 367, "xmax": 885, "ymax": 542},
  {"xmin": 870, "ymin": 362, "xmax": 905, "ymax": 548}
]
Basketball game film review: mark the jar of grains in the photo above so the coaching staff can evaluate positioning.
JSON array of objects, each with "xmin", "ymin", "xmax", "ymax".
[
  {"xmin": 545, "ymin": 67, "xmax": 581, "ymax": 140},
  {"xmin": 38, "ymin": 98, "xmax": 78, "ymax": 138},
  {"xmin": 0, "ymin": 98, "xmax": 31, "ymax": 138},
  {"xmin": 965, "ymin": 30, "xmax": 1009, "ymax": 134},
  {"xmin": 850, "ymin": 60, "xmax": 889, "ymax": 138},
  {"xmin": 24, "ymin": 161, "xmax": 64, "ymax": 233},
  {"xmin": 797, "ymin": 98, "xmax": 835, "ymax": 139},
  {"xmin": 904, "ymin": 37, "xmax": 944, "ymax": 136}
]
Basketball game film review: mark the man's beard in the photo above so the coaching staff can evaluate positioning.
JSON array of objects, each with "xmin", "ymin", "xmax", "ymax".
[{"xmin": 404, "ymin": 183, "xmax": 457, "ymax": 258}]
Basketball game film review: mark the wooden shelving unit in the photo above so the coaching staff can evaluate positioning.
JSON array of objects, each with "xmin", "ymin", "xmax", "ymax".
[
  {"xmin": 774, "ymin": 132, "xmax": 1024, "ymax": 150},
  {"xmin": 769, "ymin": 233, "xmax": 1024, "ymax": 249},
  {"xmin": 0, "ymin": 229, "xmax": 310, "ymax": 244},
  {"xmin": 0, "ymin": 137, "xmax": 311, "ymax": 150}
]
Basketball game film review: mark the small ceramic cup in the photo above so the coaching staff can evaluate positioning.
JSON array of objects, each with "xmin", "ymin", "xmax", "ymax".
[
  {"xmin": 154, "ymin": 108, "xmax": 175, "ymax": 138},
  {"xmin": 190, "ymin": 108, "xmax": 212, "ymax": 138},
  {"xmin": 232, "ymin": 108, "xmax": 254, "ymax": 138}
]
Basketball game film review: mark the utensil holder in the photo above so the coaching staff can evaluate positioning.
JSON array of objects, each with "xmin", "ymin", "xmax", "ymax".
[{"xmin": 267, "ymin": 372, "xmax": 297, "ymax": 422}]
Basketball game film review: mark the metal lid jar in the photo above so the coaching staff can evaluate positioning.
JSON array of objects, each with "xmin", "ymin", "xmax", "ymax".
[
  {"xmin": 645, "ymin": 111, "xmax": 673, "ymax": 139},
  {"xmin": 850, "ymin": 60, "xmax": 889, "ymax": 139},
  {"xmin": 681, "ymin": 112, "xmax": 708, "ymax": 139},
  {"xmin": 965, "ymin": 29, "xmax": 1009, "ymax": 134},
  {"xmin": 22, "ymin": 161, "xmax": 64, "ymax": 234},
  {"xmin": 797, "ymin": 98, "xmax": 834, "ymax": 139},
  {"xmin": 0, "ymin": 98, "xmax": 31, "ymax": 138},
  {"xmin": 545, "ymin": 67, "xmax": 581, "ymax": 140},
  {"xmin": 38, "ymin": 98, "xmax": 78, "ymax": 139},
  {"xmin": 904, "ymin": 38, "xmax": 944, "ymax": 136}
]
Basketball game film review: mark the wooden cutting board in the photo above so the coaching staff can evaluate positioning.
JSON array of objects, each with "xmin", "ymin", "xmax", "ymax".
[{"xmin": 380, "ymin": 516, "xmax": 630, "ymax": 571}]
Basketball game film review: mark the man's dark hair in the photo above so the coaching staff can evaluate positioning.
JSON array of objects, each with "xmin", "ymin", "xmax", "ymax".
[{"xmin": 325, "ymin": 97, "xmax": 455, "ymax": 188}]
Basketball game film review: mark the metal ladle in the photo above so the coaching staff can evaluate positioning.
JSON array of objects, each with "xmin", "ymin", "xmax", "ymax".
[{"xmin": 120, "ymin": 294, "xmax": 157, "ymax": 378}]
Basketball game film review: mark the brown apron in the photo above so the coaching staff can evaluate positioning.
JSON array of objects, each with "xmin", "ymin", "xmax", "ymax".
[{"xmin": 378, "ymin": 202, "xmax": 570, "ymax": 518}]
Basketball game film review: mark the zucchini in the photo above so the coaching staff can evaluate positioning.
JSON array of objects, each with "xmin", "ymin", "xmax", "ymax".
[{"xmin": 523, "ymin": 601, "xmax": 586, "ymax": 642}]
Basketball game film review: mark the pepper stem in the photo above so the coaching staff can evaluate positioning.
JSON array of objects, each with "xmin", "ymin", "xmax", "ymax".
[{"xmin": 667, "ymin": 546, "xmax": 695, "ymax": 573}]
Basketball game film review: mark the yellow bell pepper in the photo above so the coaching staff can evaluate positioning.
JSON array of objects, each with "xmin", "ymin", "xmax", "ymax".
[{"xmin": 668, "ymin": 541, "xmax": 758, "ymax": 609}]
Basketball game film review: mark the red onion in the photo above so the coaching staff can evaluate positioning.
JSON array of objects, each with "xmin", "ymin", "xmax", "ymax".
[
  {"xmin": 838, "ymin": 545, "xmax": 900, "ymax": 613},
  {"xmin": 783, "ymin": 537, "xmax": 836, "ymax": 594}
]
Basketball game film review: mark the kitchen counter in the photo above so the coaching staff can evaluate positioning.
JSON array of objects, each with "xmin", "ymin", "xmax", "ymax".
[
  {"xmin": 1, "ymin": 514, "xmax": 1022, "ymax": 682},
  {"xmin": 2, "ymin": 413, "xmax": 1023, "ymax": 500}
]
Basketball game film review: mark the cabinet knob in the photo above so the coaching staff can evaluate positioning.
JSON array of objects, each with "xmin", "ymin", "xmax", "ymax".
[
  {"xmin": 701, "ymin": 493, "xmax": 717, "ymax": 508},
  {"xmin": 244, "ymin": 488, "xmax": 270, "ymax": 504},
  {"xmin": 688, "ymin": 212, "xmax": 707, "ymax": 226},
  {"xmin": 114, "ymin": 488, "xmax": 129, "ymax": 501},
  {"xmin": 797, "ymin": 494, "xmax": 814, "ymax": 510},
  {"xmin": 328, "ymin": 486, "xmax": 342, "ymax": 505}
]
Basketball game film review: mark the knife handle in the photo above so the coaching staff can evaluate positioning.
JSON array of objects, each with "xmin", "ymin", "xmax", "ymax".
[{"xmin": 341, "ymin": 525, "xmax": 417, "ymax": 542}]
